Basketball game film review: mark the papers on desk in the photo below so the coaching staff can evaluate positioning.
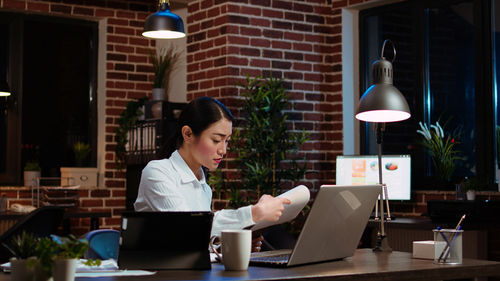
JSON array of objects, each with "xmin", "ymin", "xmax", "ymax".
[
  {"xmin": 251, "ymin": 185, "xmax": 310, "ymax": 232},
  {"xmin": 76, "ymin": 270, "xmax": 156, "ymax": 277},
  {"xmin": 1, "ymin": 259, "xmax": 156, "ymax": 277}
]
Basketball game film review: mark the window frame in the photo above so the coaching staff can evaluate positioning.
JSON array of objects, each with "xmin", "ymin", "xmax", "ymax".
[
  {"xmin": 358, "ymin": 0, "xmax": 496, "ymax": 190},
  {"xmin": 0, "ymin": 12, "xmax": 98, "ymax": 185}
]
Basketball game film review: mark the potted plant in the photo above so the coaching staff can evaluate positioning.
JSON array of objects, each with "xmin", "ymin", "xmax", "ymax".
[
  {"xmin": 213, "ymin": 75, "xmax": 309, "ymax": 207},
  {"xmin": 73, "ymin": 142, "xmax": 91, "ymax": 167},
  {"xmin": 461, "ymin": 177, "xmax": 480, "ymax": 200},
  {"xmin": 149, "ymin": 46, "xmax": 182, "ymax": 119},
  {"xmin": 3, "ymin": 231, "xmax": 38, "ymax": 281},
  {"xmin": 60, "ymin": 142, "xmax": 97, "ymax": 187},
  {"xmin": 417, "ymin": 121, "xmax": 461, "ymax": 183},
  {"xmin": 36, "ymin": 235, "xmax": 100, "ymax": 281},
  {"xmin": 149, "ymin": 45, "xmax": 182, "ymax": 101},
  {"xmin": 23, "ymin": 161, "xmax": 41, "ymax": 187}
]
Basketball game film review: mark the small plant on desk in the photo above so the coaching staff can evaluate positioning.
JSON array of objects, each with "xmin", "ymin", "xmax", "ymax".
[{"xmin": 36, "ymin": 235, "xmax": 101, "ymax": 280}]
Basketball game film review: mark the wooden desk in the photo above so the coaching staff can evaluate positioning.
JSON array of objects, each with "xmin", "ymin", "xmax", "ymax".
[
  {"xmin": 365, "ymin": 217, "xmax": 490, "ymax": 259},
  {"xmin": 61, "ymin": 249, "xmax": 499, "ymax": 281}
]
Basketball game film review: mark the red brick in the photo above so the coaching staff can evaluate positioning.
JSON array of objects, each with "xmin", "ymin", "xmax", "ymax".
[
  {"xmin": 27, "ymin": 2, "xmax": 49, "ymax": 12},
  {"xmin": 91, "ymin": 189, "xmax": 111, "ymax": 197},
  {"xmin": 50, "ymin": 4, "xmax": 71, "ymax": 14},
  {"xmin": 115, "ymin": 27, "xmax": 136, "ymax": 36},
  {"xmin": 96, "ymin": 9, "xmax": 114, "ymax": 17},
  {"xmin": 81, "ymin": 199, "xmax": 104, "ymax": 207},
  {"xmin": 4, "ymin": 0, "xmax": 25, "ymax": 9},
  {"xmin": 117, "ymin": 11, "xmax": 135, "ymax": 19},
  {"xmin": 74, "ymin": 7, "xmax": 94, "ymax": 16}
]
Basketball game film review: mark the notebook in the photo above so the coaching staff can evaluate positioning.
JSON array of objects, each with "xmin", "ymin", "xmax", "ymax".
[
  {"xmin": 250, "ymin": 184, "xmax": 381, "ymax": 267},
  {"xmin": 118, "ymin": 211, "xmax": 213, "ymax": 270}
]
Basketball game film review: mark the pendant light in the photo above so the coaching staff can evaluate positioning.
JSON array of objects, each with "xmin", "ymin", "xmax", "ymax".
[
  {"xmin": 0, "ymin": 79, "xmax": 10, "ymax": 97},
  {"xmin": 143, "ymin": 0, "xmax": 185, "ymax": 39}
]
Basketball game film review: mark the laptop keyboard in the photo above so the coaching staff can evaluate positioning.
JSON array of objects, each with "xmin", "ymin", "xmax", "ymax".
[
  {"xmin": 250, "ymin": 249, "xmax": 292, "ymax": 266},
  {"xmin": 250, "ymin": 253, "xmax": 290, "ymax": 263}
]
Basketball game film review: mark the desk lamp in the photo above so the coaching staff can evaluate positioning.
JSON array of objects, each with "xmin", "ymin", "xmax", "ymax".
[
  {"xmin": 355, "ymin": 40, "xmax": 411, "ymax": 252},
  {"xmin": 143, "ymin": 0, "xmax": 185, "ymax": 39}
]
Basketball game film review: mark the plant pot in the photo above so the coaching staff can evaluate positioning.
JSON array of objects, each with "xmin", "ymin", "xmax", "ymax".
[
  {"xmin": 23, "ymin": 171, "xmax": 41, "ymax": 187},
  {"xmin": 10, "ymin": 258, "xmax": 36, "ymax": 281},
  {"xmin": 33, "ymin": 260, "xmax": 52, "ymax": 281},
  {"xmin": 152, "ymin": 88, "xmax": 165, "ymax": 101},
  {"xmin": 60, "ymin": 167, "xmax": 98, "ymax": 187},
  {"xmin": 466, "ymin": 190, "xmax": 476, "ymax": 201},
  {"xmin": 52, "ymin": 258, "xmax": 77, "ymax": 281}
]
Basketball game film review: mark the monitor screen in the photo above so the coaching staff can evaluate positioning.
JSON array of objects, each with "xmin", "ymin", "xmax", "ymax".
[{"xmin": 335, "ymin": 155, "xmax": 411, "ymax": 200}]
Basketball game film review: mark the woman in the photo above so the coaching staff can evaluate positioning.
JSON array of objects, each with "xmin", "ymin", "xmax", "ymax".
[{"xmin": 134, "ymin": 96, "xmax": 290, "ymax": 241}]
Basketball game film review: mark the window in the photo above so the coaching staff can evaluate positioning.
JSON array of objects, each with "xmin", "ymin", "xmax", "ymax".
[
  {"xmin": 0, "ymin": 13, "xmax": 98, "ymax": 184},
  {"xmin": 360, "ymin": 0, "xmax": 496, "ymax": 189}
]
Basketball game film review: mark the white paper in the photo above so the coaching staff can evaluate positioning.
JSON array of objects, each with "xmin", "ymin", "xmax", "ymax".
[
  {"xmin": 75, "ymin": 270, "xmax": 156, "ymax": 277},
  {"xmin": 76, "ymin": 259, "xmax": 119, "ymax": 272},
  {"xmin": 251, "ymin": 185, "xmax": 310, "ymax": 231}
]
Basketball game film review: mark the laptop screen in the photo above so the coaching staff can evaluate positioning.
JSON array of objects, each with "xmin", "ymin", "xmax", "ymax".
[
  {"xmin": 336, "ymin": 155, "xmax": 411, "ymax": 200},
  {"xmin": 118, "ymin": 211, "xmax": 213, "ymax": 270}
]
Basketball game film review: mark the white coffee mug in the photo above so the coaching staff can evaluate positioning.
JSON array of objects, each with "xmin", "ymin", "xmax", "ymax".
[{"xmin": 210, "ymin": 229, "xmax": 251, "ymax": 271}]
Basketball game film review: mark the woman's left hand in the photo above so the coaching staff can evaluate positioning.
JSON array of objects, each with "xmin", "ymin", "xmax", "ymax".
[{"xmin": 252, "ymin": 235, "xmax": 264, "ymax": 252}]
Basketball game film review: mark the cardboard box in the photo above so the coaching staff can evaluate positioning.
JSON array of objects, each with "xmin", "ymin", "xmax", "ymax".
[
  {"xmin": 60, "ymin": 167, "xmax": 98, "ymax": 187},
  {"xmin": 412, "ymin": 240, "xmax": 447, "ymax": 260}
]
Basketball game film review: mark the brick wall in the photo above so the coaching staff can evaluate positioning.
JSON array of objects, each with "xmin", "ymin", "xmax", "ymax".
[
  {"xmin": 186, "ymin": 0, "xmax": 353, "ymax": 194},
  {"xmin": 0, "ymin": 186, "xmax": 123, "ymax": 235}
]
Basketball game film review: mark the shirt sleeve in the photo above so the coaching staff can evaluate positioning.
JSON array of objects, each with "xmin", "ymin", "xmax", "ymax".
[
  {"xmin": 211, "ymin": 205, "xmax": 255, "ymax": 236},
  {"xmin": 134, "ymin": 161, "xmax": 191, "ymax": 211}
]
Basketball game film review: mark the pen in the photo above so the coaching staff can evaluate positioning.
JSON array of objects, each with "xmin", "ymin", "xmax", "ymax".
[
  {"xmin": 437, "ymin": 214, "xmax": 466, "ymax": 262},
  {"xmin": 443, "ymin": 225, "xmax": 463, "ymax": 262}
]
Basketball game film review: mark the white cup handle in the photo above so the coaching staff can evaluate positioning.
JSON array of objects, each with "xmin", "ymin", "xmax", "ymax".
[{"xmin": 209, "ymin": 235, "xmax": 222, "ymax": 261}]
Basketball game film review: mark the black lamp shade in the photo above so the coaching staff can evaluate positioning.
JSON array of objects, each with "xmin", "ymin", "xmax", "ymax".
[
  {"xmin": 356, "ymin": 56, "xmax": 410, "ymax": 123},
  {"xmin": 0, "ymin": 80, "xmax": 10, "ymax": 97},
  {"xmin": 143, "ymin": 2, "xmax": 185, "ymax": 39}
]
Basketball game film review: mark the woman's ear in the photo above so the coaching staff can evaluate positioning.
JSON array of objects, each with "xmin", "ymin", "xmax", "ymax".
[{"xmin": 181, "ymin": 125, "xmax": 194, "ymax": 143}]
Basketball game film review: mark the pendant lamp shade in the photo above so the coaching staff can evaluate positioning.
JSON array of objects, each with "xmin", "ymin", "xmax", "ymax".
[
  {"xmin": 143, "ymin": 0, "xmax": 185, "ymax": 39},
  {"xmin": 0, "ymin": 79, "xmax": 11, "ymax": 97},
  {"xmin": 355, "ymin": 40, "xmax": 410, "ymax": 123}
]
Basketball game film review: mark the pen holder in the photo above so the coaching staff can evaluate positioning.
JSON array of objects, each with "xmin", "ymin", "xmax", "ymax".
[{"xmin": 433, "ymin": 228, "xmax": 463, "ymax": 264}]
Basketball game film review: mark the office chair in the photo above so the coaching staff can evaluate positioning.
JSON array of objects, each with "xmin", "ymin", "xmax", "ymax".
[
  {"xmin": 0, "ymin": 206, "xmax": 64, "ymax": 262},
  {"xmin": 83, "ymin": 229, "xmax": 120, "ymax": 260}
]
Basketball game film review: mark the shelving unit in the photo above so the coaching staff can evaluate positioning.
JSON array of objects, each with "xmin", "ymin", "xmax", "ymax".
[{"xmin": 125, "ymin": 101, "xmax": 185, "ymax": 210}]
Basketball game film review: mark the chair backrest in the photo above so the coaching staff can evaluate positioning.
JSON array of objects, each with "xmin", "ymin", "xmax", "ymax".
[
  {"xmin": 84, "ymin": 229, "xmax": 120, "ymax": 260},
  {"xmin": 0, "ymin": 206, "xmax": 64, "ymax": 262}
]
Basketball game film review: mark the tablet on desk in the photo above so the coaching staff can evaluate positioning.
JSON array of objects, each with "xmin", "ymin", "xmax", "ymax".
[{"xmin": 118, "ymin": 211, "xmax": 213, "ymax": 270}]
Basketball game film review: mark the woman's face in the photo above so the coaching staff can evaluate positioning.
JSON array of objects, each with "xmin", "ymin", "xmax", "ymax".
[{"xmin": 192, "ymin": 118, "xmax": 232, "ymax": 171}]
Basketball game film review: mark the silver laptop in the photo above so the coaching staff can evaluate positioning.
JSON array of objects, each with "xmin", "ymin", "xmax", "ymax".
[{"xmin": 250, "ymin": 184, "xmax": 381, "ymax": 267}]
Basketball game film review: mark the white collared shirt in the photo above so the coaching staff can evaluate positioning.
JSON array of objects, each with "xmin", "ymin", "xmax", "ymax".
[{"xmin": 134, "ymin": 150, "xmax": 255, "ymax": 236}]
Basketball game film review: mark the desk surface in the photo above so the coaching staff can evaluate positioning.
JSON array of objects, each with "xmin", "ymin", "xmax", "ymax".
[{"xmin": 69, "ymin": 249, "xmax": 500, "ymax": 281}]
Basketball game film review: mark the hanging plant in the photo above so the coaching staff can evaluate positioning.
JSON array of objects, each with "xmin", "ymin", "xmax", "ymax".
[{"xmin": 114, "ymin": 96, "xmax": 149, "ymax": 170}]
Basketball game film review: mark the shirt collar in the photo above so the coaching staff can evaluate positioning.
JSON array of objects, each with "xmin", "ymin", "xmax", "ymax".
[{"xmin": 170, "ymin": 150, "xmax": 206, "ymax": 185}]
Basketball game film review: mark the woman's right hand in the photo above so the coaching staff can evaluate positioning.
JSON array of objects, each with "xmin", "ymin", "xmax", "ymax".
[{"xmin": 251, "ymin": 194, "xmax": 291, "ymax": 223}]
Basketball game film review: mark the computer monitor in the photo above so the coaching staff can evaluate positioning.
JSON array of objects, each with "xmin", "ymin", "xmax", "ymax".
[{"xmin": 335, "ymin": 155, "xmax": 411, "ymax": 200}]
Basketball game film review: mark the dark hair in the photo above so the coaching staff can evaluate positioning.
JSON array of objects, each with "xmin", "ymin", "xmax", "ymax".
[{"xmin": 161, "ymin": 96, "xmax": 234, "ymax": 158}]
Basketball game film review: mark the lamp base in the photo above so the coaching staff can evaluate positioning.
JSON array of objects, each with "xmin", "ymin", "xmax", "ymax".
[{"xmin": 373, "ymin": 234, "xmax": 392, "ymax": 252}]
